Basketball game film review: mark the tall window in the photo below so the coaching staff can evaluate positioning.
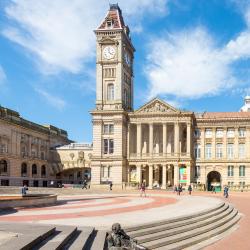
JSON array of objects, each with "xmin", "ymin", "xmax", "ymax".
[
  {"xmin": 205, "ymin": 129, "xmax": 212, "ymax": 138},
  {"xmin": 239, "ymin": 165, "xmax": 245, "ymax": 177},
  {"xmin": 205, "ymin": 144, "xmax": 212, "ymax": 159},
  {"xmin": 103, "ymin": 124, "xmax": 114, "ymax": 134},
  {"xmin": 216, "ymin": 144, "xmax": 223, "ymax": 158},
  {"xmin": 238, "ymin": 144, "xmax": 245, "ymax": 159},
  {"xmin": 194, "ymin": 144, "xmax": 201, "ymax": 159},
  {"xmin": 107, "ymin": 84, "xmax": 114, "ymax": 100},
  {"xmin": 227, "ymin": 128, "xmax": 235, "ymax": 138},
  {"xmin": 227, "ymin": 144, "xmax": 234, "ymax": 159},
  {"xmin": 103, "ymin": 139, "xmax": 114, "ymax": 154},
  {"xmin": 101, "ymin": 165, "xmax": 111, "ymax": 179},
  {"xmin": 216, "ymin": 128, "xmax": 224, "ymax": 138},
  {"xmin": 0, "ymin": 160, "xmax": 7, "ymax": 175},
  {"xmin": 228, "ymin": 165, "xmax": 234, "ymax": 176},
  {"xmin": 195, "ymin": 165, "xmax": 200, "ymax": 177},
  {"xmin": 41, "ymin": 165, "xmax": 46, "ymax": 177},
  {"xmin": 32, "ymin": 164, "xmax": 37, "ymax": 176},
  {"xmin": 238, "ymin": 128, "xmax": 246, "ymax": 137},
  {"xmin": 0, "ymin": 144, "xmax": 7, "ymax": 153},
  {"xmin": 194, "ymin": 128, "xmax": 200, "ymax": 138},
  {"xmin": 21, "ymin": 163, "xmax": 27, "ymax": 176}
]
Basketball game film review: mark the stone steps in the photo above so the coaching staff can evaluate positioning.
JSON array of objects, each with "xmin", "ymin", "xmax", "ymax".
[{"xmin": 124, "ymin": 202, "xmax": 241, "ymax": 250}]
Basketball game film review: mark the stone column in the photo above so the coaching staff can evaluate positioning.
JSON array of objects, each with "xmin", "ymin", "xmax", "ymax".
[
  {"xmin": 137, "ymin": 123, "xmax": 142, "ymax": 157},
  {"xmin": 200, "ymin": 128, "xmax": 205, "ymax": 160},
  {"xmin": 162, "ymin": 164, "xmax": 167, "ymax": 189},
  {"xmin": 212, "ymin": 127, "xmax": 216, "ymax": 159},
  {"xmin": 235, "ymin": 127, "xmax": 239, "ymax": 159},
  {"xmin": 149, "ymin": 123, "xmax": 154, "ymax": 156},
  {"xmin": 186, "ymin": 123, "xmax": 191, "ymax": 156},
  {"xmin": 174, "ymin": 164, "xmax": 179, "ymax": 185},
  {"xmin": 223, "ymin": 127, "xmax": 227, "ymax": 159},
  {"xmin": 163, "ymin": 123, "xmax": 167, "ymax": 155},
  {"xmin": 127, "ymin": 165, "xmax": 130, "ymax": 183},
  {"xmin": 127, "ymin": 124, "xmax": 130, "ymax": 158},
  {"xmin": 148, "ymin": 164, "xmax": 153, "ymax": 189},
  {"xmin": 186, "ymin": 163, "xmax": 191, "ymax": 185},
  {"xmin": 174, "ymin": 123, "xmax": 180, "ymax": 157},
  {"xmin": 136, "ymin": 164, "xmax": 141, "ymax": 184}
]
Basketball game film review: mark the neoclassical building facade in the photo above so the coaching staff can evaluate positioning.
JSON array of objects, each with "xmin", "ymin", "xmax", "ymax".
[{"xmin": 90, "ymin": 4, "xmax": 250, "ymax": 190}]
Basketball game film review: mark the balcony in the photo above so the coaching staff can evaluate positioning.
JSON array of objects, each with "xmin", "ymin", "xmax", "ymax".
[{"xmin": 129, "ymin": 152, "xmax": 189, "ymax": 159}]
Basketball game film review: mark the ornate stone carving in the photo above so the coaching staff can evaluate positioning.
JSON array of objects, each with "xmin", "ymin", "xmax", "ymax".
[{"xmin": 137, "ymin": 100, "xmax": 177, "ymax": 114}]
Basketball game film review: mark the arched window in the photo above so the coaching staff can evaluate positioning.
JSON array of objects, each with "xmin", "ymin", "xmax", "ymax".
[
  {"xmin": 107, "ymin": 84, "xmax": 114, "ymax": 100},
  {"xmin": 21, "ymin": 163, "xmax": 28, "ymax": 176},
  {"xmin": 0, "ymin": 160, "xmax": 8, "ymax": 175},
  {"xmin": 32, "ymin": 164, "xmax": 37, "ymax": 176},
  {"xmin": 41, "ymin": 165, "xmax": 46, "ymax": 177}
]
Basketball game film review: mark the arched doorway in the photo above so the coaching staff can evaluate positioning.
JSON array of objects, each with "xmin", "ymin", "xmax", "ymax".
[{"xmin": 207, "ymin": 171, "xmax": 221, "ymax": 191}]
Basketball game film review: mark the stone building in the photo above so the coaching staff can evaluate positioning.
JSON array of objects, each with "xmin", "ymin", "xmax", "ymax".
[
  {"xmin": 0, "ymin": 106, "xmax": 71, "ymax": 187},
  {"xmin": 90, "ymin": 4, "xmax": 250, "ymax": 190}
]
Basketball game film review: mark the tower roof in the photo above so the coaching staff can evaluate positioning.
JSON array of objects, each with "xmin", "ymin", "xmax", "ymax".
[{"xmin": 97, "ymin": 4, "xmax": 126, "ymax": 30}]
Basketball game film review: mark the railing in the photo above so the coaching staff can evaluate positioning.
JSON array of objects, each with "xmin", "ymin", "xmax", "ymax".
[{"xmin": 129, "ymin": 152, "xmax": 190, "ymax": 159}]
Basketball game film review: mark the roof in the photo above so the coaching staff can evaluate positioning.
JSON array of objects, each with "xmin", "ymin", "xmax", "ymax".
[
  {"xmin": 199, "ymin": 112, "xmax": 250, "ymax": 119},
  {"xmin": 97, "ymin": 4, "xmax": 126, "ymax": 30}
]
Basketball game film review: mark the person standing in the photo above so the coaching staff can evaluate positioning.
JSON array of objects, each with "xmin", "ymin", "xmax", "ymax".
[
  {"xmin": 140, "ymin": 182, "xmax": 146, "ymax": 197},
  {"xmin": 188, "ymin": 184, "xmax": 192, "ymax": 195},
  {"xmin": 21, "ymin": 185, "xmax": 28, "ymax": 196},
  {"xmin": 211, "ymin": 185, "xmax": 216, "ymax": 194},
  {"xmin": 224, "ymin": 185, "xmax": 229, "ymax": 198}
]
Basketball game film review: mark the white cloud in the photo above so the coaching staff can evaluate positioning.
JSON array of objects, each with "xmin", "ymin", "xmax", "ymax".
[
  {"xmin": 35, "ymin": 88, "xmax": 66, "ymax": 110},
  {"xmin": 3, "ymin": 0, "xmax": 169, "ymax": 74},
  {"xmin": 145, "ymin": 5, "xmax": 250, "ymax": 100},
  {"xmin": 0, "ymin": 66, "xmax": 6, "ymax": 86}
]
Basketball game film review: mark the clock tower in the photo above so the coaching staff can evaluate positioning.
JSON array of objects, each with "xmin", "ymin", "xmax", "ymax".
[
  {"xmin": 90, "ymin": 4, "xmax": 135, "ymax": 186},
  {"xmin": 94, "ymin": 3, "xmax": 135, "ymax": 111}
]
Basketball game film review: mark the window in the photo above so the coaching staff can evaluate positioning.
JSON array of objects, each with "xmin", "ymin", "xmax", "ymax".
[
  {"xmin": 21, "ymin": 163, "xmax": 27, "ymax": 177},
  {"xmin": 103, "ymin": 124, "xmax": 114, "ymax": 134},
  {"xmin": 21, "ymin": 145, "xmax": 27, "ymax": 157},
  {"xmin": 194, "ymin": 144, "xmax": 201, "ymax": 159},
  {"xmin": 227, "ymin": 128, "xmax": 235, "ymax": 138},
  {"xmin": 194, "ymin": 129, "xmax": 200, "ymax": 138},
  {"xmin": 106, "ymin": 19, "xmax": 113, "ymax": 29},
  {"xmin": 205, "ymin": 129, "xmax": 212, "ymax": 138},
  {"xmin": 205, "ymin": 144, "xmax": 212, "ymax": 159},
  {"xmin": 238, "ymin": 128, "xmax": 246, "ymax": 137},
  {"xmin": 107, "ymin": 84, "xmax": 114, "ymax": 100},
  {"xmin": 104, "ymin": 68, "xmax": 116, "ymax": 78},
  {"xmin": 101, "ymin": 165, "xmax": 111, "ymax": 178},
  {"xmin": 216, "ymin": 144, "xmax": 223, "ymax": 158},
  {"xmin": 195, "ymin": 165, "xmax": 200, "ymax": 178},
  {"xmin": 32, "ymin": 164, "xmax": 37, "ymax": 176},
  {"xmin": 103, "ymin": 139, "xmax": 114, "ymax": 154},
  {"xmin": 238, "ymin": 144, "xmax": 245, "ymax": 159},
  {"xmin": 227, "ymin": 144, "xmax": 234, "ymax": 159},
  {"xmin": 41, "ymin": 165, "xmax": 46, "ymax": 177},
  {"xmin": 228, "ymin": 165, "xmax": 234, "ymax": 176},
  {"xmin": 216, "ymin": 128, "xmax": 224, "ymax": 138},
  {"xmin": 0, "ymin": 160, "xmax": 7, "ymax": 175},
  {"xmin": 0, "ymin": 144, "xmax": 7, "ymax": 153},
  {"xmin": 239, "ymin": 181, "xmax": 245, "ymax": 187},
  {"xmin": 239, "ymin": 165, "xmax": 245, "ymax": 177},
  {"xmin": 41, "ymin": 152, "xmax": 45, "ymax": 160},
  {"xmin": 228, "ymin": 181, "xmax": 234, "ymax": 187}
]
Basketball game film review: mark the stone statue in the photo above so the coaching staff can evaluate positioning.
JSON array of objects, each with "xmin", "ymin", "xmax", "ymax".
[{"xmin": 107, "ymin": 223, "xmax": 145, "ymax": 250}]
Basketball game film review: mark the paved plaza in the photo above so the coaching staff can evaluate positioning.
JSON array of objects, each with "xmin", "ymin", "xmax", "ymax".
[{"xmin": 0, "ymin": 189, "xmax": 249, "ymax": 249}]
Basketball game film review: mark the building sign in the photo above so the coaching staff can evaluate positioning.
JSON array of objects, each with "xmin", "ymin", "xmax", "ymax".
[{"xmin": 179, "ymin": 167, "xmax": 187, "ymax": 183}]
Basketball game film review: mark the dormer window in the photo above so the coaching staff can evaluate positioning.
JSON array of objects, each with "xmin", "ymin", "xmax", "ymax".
[{"xmin": 106, "ymin": 19, "xmax": 113, "ymax": 29}]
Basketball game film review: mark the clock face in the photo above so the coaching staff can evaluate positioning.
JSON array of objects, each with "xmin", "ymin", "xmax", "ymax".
[{"xmin": 103, "ymin": 46, "xmax": 116, "ymax": 60}]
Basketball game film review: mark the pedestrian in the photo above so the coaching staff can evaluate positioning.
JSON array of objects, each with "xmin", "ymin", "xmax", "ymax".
[
  {"xmin": 224, "ymin": 185, "xmax": 229, "ymax": 198},
  {"xmin": 140, "ymin": 182, "xmax": 146, "ymax": 197},
  {"xmin": 109, "ymin": 181, "xmax": 113, "ymax": 191},
  {"xmin": 177, "ymin": 184, "xmax": 182, "ymax": 195},
  {"xmin": 188, "ymin": 184, "xmax": 192, "ymax": 195},
  {"xmin": 21, "ymin": 184, "xmax": 28, "ymax": 196},
  {"xmin": 82, "ymin": 179, "xmax": 88, "ymax": 189},
  {"xmin": 173, "ymin": 185, "xmax": 177, "ymax": 193},
  {"xmin": 211, "ymin": 185, "xmax": 216, "ymax": 194}
]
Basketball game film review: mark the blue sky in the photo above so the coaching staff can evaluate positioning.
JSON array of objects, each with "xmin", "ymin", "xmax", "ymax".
[{"xmin": 0, "ymin": 0, "xmax": 250, "ymax": 142}]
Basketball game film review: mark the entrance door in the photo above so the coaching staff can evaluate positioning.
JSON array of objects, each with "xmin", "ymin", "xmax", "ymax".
[{"xmin": 207, "ymin": 171, "xmax": 221, "ymax": 191}]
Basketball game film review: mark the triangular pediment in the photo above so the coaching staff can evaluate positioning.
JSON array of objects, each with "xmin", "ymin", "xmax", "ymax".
[{"xmin": 135, "ymin": 98, "xmax": 180, "ymax": 114}]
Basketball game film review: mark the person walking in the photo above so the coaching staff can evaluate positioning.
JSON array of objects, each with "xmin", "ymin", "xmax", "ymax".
[
  {"xmin": 224, "ymin": 185, "xmax": 229, "ymax": 198},
  {"xmin": 140, "ymin": 182, "xmax": 146, "ymax": 197},
  {"xmin": 82, "ymin": 179, "xmax": 88, "ymax": 189},
  {"xmin": 21, "ymin": 184, "xmax": 28, "ymax": 196},
  {"xmin": 211, "ymin": 185, "xmax": 216, "ymax": 194},
  {"xmin": 177, "ymin": 184, "xmax": 182, "ymax": 196},
  {"xmin": 109, "ymin": 181, "xmax": 113, "ymax": 191},
  {"xmin": 173, "ymin": 185, "xmax": 177, "ymax": 193},
  {"xmin": 188, "ymin": 184, "xmax": 192, "ymax": 195}
]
